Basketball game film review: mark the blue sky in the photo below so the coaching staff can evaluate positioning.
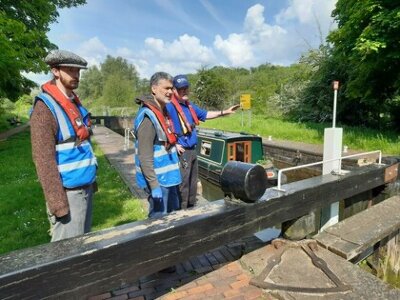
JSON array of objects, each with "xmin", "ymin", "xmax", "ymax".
[{"xmin": 26, "ymin": 0, "xmax": 337, "ymax": 83}]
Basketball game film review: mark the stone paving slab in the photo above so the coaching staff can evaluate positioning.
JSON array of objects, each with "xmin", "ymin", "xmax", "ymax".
[{"xmin": 159, "ymin": 241, "xmax": 400, "ymax": 300}]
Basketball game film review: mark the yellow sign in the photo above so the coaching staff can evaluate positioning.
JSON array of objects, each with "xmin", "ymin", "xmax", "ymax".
[{"xmin": 240, "ymin": 94, "xmax": 251, "ymax": 110}]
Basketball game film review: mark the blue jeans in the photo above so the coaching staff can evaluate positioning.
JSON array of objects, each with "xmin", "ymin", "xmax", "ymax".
[{"xmin": 148, "ymin": 185, "xmax": 180, "ymax": 218}]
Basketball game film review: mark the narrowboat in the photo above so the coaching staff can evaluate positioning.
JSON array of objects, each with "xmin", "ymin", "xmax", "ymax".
[{"xmin": 196, "ymin": 128, "xmax": 282, "ymax": 186}]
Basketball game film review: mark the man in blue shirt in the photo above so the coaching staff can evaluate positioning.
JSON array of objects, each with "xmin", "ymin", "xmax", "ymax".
[{"xmin": 166, "ymin": 74, "xmax": 239, "ymax": 208}]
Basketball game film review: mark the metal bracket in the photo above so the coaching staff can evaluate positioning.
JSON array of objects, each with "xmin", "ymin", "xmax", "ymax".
[{"xmin": 250, "ymin": 239, "xmax": 352, "ymax": 294}]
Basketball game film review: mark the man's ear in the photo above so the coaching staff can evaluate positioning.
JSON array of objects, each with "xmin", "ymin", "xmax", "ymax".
[{"xmin": 51, "ymin": 67, "xmax": 60, "ymax": 79}]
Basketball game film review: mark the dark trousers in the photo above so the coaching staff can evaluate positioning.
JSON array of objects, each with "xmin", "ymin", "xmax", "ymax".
[{"xmin": 179, "ymin": 149, "xmax": 198, "ymax": 209}]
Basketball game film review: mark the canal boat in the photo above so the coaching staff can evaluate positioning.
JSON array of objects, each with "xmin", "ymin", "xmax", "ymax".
[{"xmin": 196, "ymin": 128, "xmax": 281, "ymax": 186}]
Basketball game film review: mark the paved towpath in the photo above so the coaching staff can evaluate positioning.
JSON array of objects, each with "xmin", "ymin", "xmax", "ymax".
[{"xmin": 0, "ymin": 122, "xmax": 30, "ymax": 140}]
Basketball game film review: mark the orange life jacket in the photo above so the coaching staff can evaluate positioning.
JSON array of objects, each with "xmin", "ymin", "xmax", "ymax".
[
  {"xmin": 42, "ymin": 81, "xmax": 91, "ymax": 142},
  {"xmin": 143, "ymin": 102, "xmax": 177, "ymax": 147},
  {"xmin": 170, "ymin": 93, "xmax": 199, "ymax": 135}
]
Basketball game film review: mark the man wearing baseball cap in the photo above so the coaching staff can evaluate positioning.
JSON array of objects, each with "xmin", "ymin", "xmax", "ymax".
[
  {"xmin": 30, "ymin": 49, "xmax": 97, "ymax": 241},
  {"xmin": 166, "ymin": 74, "xmax": 239, "ymax": 209}
]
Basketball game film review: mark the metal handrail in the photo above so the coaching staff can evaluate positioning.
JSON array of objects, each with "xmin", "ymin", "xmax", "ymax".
[
  {"xmin": 124, "ymin": 128, "xmax": 135, "ymax": 150},
  {"xmin": 274, "ymin": 150, "xmax": 382, "ymax": 192}
]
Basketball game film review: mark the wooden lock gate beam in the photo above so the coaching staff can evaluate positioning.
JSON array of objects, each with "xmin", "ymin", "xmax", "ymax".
[{"xmin": 0, "ymin": 159, "xmax": 398, "ymax": 299}]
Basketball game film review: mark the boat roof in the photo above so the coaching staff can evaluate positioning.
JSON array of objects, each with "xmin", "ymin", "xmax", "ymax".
[{"xmin": 197, "ymin": 127, "xmax": 262, "ymax": 142}]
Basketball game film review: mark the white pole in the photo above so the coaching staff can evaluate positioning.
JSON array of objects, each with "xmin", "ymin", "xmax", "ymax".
[
  {"xmin": 332, "ymin": 81, "xmax": 339, "ymax": 128},
  {"xmin": 333, "ymin": 89, "xmax": 337, "ymax": 128}
]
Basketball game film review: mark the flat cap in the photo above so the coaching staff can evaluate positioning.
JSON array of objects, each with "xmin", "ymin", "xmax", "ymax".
[{"xmin": 45, "ymin": 50, "xmax": 88, "ymax": 69}]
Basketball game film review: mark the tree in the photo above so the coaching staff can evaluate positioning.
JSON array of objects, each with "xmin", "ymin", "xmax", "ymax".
[
  {"xmin": 101, "ymin": 55, "xmax": 139, "ymax": 85},
  {"xmin": 194, "ymin": 67, "xmax": 229, "ymax": 110},
  {"xmin": 77, "ymin": 66, "xmax": 103, "ymax": 106},
  {"xmin": 100, "ymin": 74, "xmax": 136, "ymax": 107},
  {"xmin": 77, "ymin": 56, "xmax": 141, "ymax": 111},
  {"xmin": 0, "ymin": 0, "xmax": 86, "ymax": 101},
  {"xmin": 327, "ymin": 0, "xmax": 400, "ymax": 129}
]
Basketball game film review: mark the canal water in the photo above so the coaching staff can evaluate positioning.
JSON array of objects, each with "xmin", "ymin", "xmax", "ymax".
[{"xmin": 200, "ymin": 178, "xmax": 281, "ymax": 242}]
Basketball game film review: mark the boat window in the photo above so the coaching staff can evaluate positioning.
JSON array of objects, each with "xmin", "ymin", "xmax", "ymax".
[
  {"xmin": 235, "ymin": 142, "xmax": 251, "ymax": 162},
  {"xmin": 236, "ymin": 143, "xmax": 244, "ymax": 162},
  {"xmin": 200, "ymin": 141, "xmax": 212, "ymax": 156}
]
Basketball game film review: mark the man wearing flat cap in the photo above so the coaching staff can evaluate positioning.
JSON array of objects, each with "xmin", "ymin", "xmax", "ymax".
[{"xmin": 30, "ymin": 49, "xmax": 97, "ymax": 241}]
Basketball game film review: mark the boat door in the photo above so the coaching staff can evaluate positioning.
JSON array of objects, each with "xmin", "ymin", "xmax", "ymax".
[{"xmin": 227, "ymin": 141, "xmax": 251, "ymax": 163}]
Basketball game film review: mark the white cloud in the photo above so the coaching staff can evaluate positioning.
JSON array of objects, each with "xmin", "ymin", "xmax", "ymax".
[
  {"xmin": 214, "ymin": 34, "xmax": 253, "ymax": 66},
  {"xmin": 213, "ymin": 4, "xmax": 290, "ymax": 66},
  {"xmin": 275, "ymin": 0, "xmax": 336, "ymax": 32},
  {"xmin": 138, "ymin": 34, "xmax": 216, "ymax": 76},
  {"xmin": 144, "ymin": 34, "xmax": 215, "ymax": 63},
  {"xmin": 213, "ymin": 2, "xmax": 336, "ymax": 67},
  {"xmin": 77, "ymin": 37, "xmax": 109, "ymax": 67},
  {"xmin": 115, "ymin": 47, "xmax": 134, "ymax": 58}
]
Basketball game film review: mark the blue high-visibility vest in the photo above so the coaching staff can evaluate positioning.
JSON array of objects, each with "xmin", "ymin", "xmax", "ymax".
[
  {"xmin": 32, "ymin": 93, "xmax": 97, "ymax": 188},
  {"xmin": 134, "ymin": 107, "xmax": 181, "ymax": 188}
]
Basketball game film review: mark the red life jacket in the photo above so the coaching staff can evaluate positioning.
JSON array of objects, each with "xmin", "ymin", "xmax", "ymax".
[
  {"xmin": 143, "ymin": 102, "xmax": 177, "ymax": 147},
  {"xmin": 170, "ymin": 93, "xmax": 199, "ymax": 135},
  {"xmin": 42, "ymin": 81, "xmax": 91, "ymax": 142}
]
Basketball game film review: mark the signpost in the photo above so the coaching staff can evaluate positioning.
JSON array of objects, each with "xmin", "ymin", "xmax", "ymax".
[
  {"xmin": 240, "ymin": 94, "xmax": 251, "ymax": 127},
  {"xmin": 240, "ymin": 94, "xmax": 251, "ymax": 110}
]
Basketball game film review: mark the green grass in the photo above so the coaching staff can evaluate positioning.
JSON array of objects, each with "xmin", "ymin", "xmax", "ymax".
[
  {"xmin": 92, "ymin": 143, "xmax": 146, "ymax": 230},
  {"xmin": 0, "ymin": 112, "xmax": 28, "ymax": 132},
  {"xmin": 205, "ymin": 113, "xmax": 400, "ymax": 155},
  {"xmin": 0, "ymin": 130, "xmax": 145, "ymax": 255}
]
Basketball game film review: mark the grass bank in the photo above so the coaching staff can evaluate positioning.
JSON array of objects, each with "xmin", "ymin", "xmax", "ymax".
[
  {"xmin": 205, "ymin": 113, "xmax": 400, "ymax": 155},
  {"xmin": 0, "ymin": 130, "xmax": 145, "ymax": 255}
]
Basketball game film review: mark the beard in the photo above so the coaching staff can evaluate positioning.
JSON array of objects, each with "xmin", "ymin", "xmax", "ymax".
[{"xmin": 60, "ymin": 73, "xmax": 79, "ymax": 90}]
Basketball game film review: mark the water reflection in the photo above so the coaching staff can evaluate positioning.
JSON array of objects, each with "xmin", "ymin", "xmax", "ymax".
[{"xmin": 200, "ymin": 178, "xmax": 224, "ymax": 201}]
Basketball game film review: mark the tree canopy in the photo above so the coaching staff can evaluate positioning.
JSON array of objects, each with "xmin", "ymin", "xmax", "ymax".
[
  {"xmin": 295, "ymin": 0, "xmax": 400, "ymax": 130},
  {"xmin": 78, "ymin": 55, "xmax": 142, "ymax": 108},
  {"xmin": 0, "ymin": 0, "xmax": 86, "ymax": 100},
  {"xmin": 329, "ymin": 0, "xmax": 400, "ymax": 129}
]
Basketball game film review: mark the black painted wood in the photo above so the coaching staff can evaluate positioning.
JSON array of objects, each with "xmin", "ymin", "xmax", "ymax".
[{"xmin": 0, "ymin": 163, "xmax": 395, "ymax": 299}]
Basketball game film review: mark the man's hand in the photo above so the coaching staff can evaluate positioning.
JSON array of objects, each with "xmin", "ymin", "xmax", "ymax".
[
  {"xmin": 226, "ymin": 104, "xmax": 240, "ymax": 114},
  {"xmin": 56, "ymin": 214, "xmax": 71, "ymax": 224},
  {"xmin": 151, "ymin": 186, "xmax": 163, "ymax": 199},
  {"xmin": 151, "ymin": 186, "xmax": 164, "ymax": 212},
  {"xmin": 176, "ymin": 144, "xmax": 185, "ymax": 155}
]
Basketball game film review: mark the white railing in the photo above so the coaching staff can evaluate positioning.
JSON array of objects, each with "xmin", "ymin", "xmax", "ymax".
[
  {"xmin": 274, "ymin": 150, "xmax": 383, "ymax": 192},
  {"xmin": 124, "ymin": 128, "xmax": 135, "ymax": 151}
]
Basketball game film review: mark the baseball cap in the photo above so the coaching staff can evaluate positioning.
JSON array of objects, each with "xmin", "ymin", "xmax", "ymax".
[{"xmin": 173, "ymin": 74, "xmax": 190, "ymax": 89}]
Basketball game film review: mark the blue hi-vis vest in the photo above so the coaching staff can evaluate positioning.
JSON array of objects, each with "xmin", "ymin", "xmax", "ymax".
[
  {"xmin": 32, "ymin": 93, "xmax": 97, "ymax": 188},
  {"xmin": 134, "ymin": 107, "xmax": 181, "ymax": 189}
]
